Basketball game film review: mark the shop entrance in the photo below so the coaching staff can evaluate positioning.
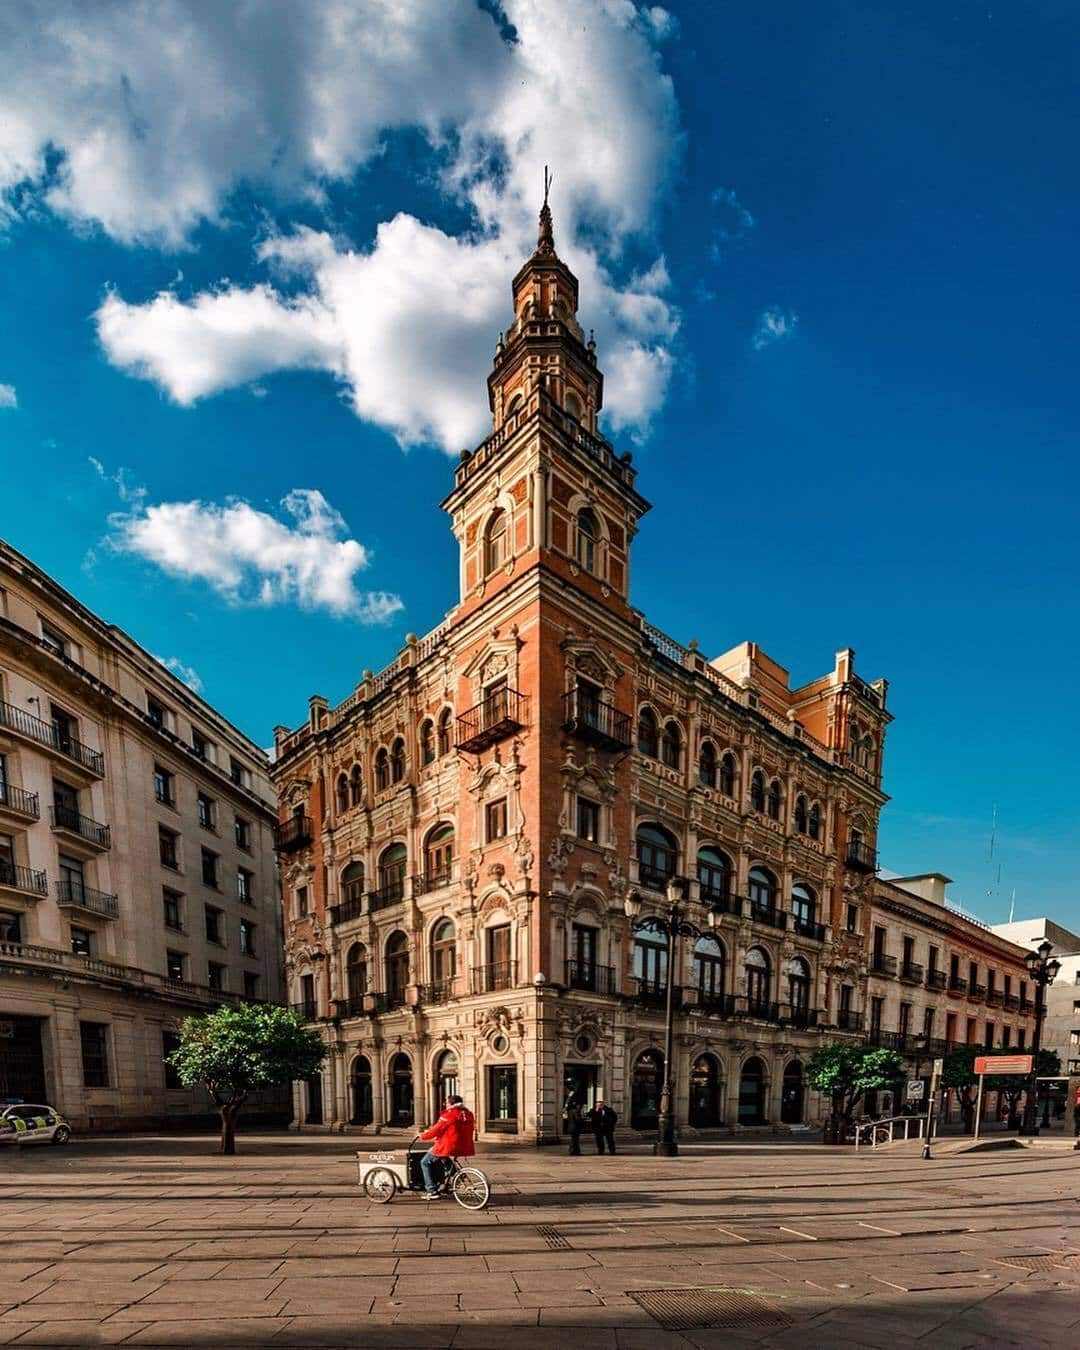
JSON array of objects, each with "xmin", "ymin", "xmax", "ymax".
[
  {"xmin": 561, "ymin": 1062, "xmax": 599, "ymax": 1133},
  {"xmin": 0, "ymin": 1016, "xmax": 47, "ymax": 1103}
]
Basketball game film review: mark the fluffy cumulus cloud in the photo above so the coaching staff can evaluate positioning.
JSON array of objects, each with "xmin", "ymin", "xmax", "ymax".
[
  {"xmin": 108, "ymin": 486, "xmax": 402, "ymax": 621},
  {"xmin": 0, "ymin": 1, "xmax": 682, "ymax": 450},
  {"xmin": 0, "ymin": 384, "xmax": 16, "ymax": 408},
  {"xmin": 752, "ymin": 306, "xmax": 798, "ymax": 351}
]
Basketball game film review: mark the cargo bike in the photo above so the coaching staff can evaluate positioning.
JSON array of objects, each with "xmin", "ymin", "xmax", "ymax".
[{"xmin": 356, "ymin": 1136, "xmax": 491, "ymax": 1210}]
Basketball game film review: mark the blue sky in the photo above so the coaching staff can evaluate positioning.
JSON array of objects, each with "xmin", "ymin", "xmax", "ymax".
[{"xmin": 1, "ymin": 2, "xmax": 1077, "ymax": 926}]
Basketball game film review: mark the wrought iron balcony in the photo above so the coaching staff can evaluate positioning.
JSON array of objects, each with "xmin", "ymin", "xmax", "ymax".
[
  {"xmin": 274, "ymin": 815, "xmax": 313, "ymax": 853},
  {"xmin": 56, "ymin": 879, "xmax": 119, "ymax": 919},
  {"xmin": 1004, "ymin": 993, "xmax": 1020, "ymax": 1010},
  {"xmin": 0, "ymin": 860, "xmax": 48, "ymax": 897},
  {"xmin": 986, "ymin": 988, "xmax": 1004, "ymax": 1007},
  {"xmin": 949, "ymin": 975, "xmax": 968, "ymax": 994},
  {"xmin": 470, "ymin": 960, "xmax": 516, "ymax": 994},
  {"xmin": 0, "ymin": 699, "xmax": 104, "ymax": 776},
  {"xmin": 867, "ymin": 1026, "xmax": 899, "ymax": 1049},
  {"xmin": 782, "ymin": 1005, "xmax": 821, "ymax": 1030},
  {"xmin": 565, "ymin": 960, "xmax": 616, "ymax": 994},
  {"xmin": 871, "ymin": 953, "xmax": 897, "ymax": 976},
  {"xmin": 968, "ymin": 983, "xmax": 987, "ymax": 1002},
  {"xmin": 637, "ymin": 862, "xmax": 675, "ymax": 893},
  {"xmin": 900, "ymin": 961, "xmax": 924, "ymax": 985},
  {"xmin": 791, "ymin": 916, "xmax": 826, "ymax": 941},
  {"xmin": 456, "ymin": 688, "xmax": 528, "ymax": 754},
  {"xmin": 561, "ymin": 688, "xmax": 632, "ymax": 752},
  {"xmin": 845, "ymin": 839, "xmax": 878, "ymax": 873},
  {"xmin": 737, "ymin": 996, "xmax": 782, "ymax": 1023},
  {"xmin": 836, "ymin": 1008, "xmax": 863, "ymax": 1032},
  {"xmin": 369, "ymin": 879, "xmax": 406, "ymax": 911},
  {"xmin": 1019, "ymin": 996, "xmax": 1033, "ymax": 1013},
  {"xmin": 630, "ymin": 977, "xmax": 671, "ymax": 1008},
  {"xmin": 926, "ymin": 969, "xmax": 947, "ymax": 990},
  {"xmin": 746, "ymin": 901, "xmax": 787, "ymax": 931},
  {"xmin": 329, "ymin": 896, "xmax": 365, "ymax": 926},
  {"xmin": 50, "ymin": 804, "xmax": 111, "ymax": 850},
  {"xmin": 413, "ymin": 866, "xmax": 455, "ymax": 896},
  {"xmin": 334, "ymin": 996, "xmax": 366, "ymax": 1019},
  {"xmin": 699, "ymin": 883, "xmax": 739, "ymax": 914},
  {"xmin": 0, "ymin": 781, "xmax": 39, "ymax": 820},
  {"xmin": 695, "ymin": 988, "xmax": 735, "ymax": 1015},
  {"xmin": 290, "ymin": 1001, "xmax": 319, "ymax": 1022}
]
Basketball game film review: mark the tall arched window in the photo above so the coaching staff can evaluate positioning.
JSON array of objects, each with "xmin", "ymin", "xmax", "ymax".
[
  {"xmin": 346, "ymin": 943, "xmax": 367, "ymax": 1004},
  {"xmin": 576, "ymin": 508, "xmax": 598, "ymax": 573},
  {"xmin": 661, "ymin": 721, "xmax": 681, "ymax": 769},
  {"xmin": 794, "ymin": 794, "xmax": 808, "ymax": 834},
  {"xmin": 693, "ymin": 933, "xmax": 726, "ymax": 1006},
  {"xmin": 485, "ymin": 508, "xmax": 509, "ymax": 574},
  {"xmin": 787, "ymin": 956, "xmax": 811, "ymax": 1011},
  {"xmin": 719, "ymin": 751, "xmax": 737, "ymax": 797},
  {"xmin": 750, "ymin": 769, "xmax": 766, "ymax": 813},
  {"xmin": 336, "ymin": 773, "xmax": 349, "ymax": 814},
  {"xmin": 808, "ymin": 802, "xmax": 821, "ymax": 840},
  {"xmin": 374, "ymin": 748, "xmax": 390, "ymax": 792},
  {"xmin": 419, "ymin": 720, "xmax": 435, "ymax": 766},
  {"xmin": 434, "ymin": 1048, "xmax": 459, "ymax": 1103},
  {"xmin": 565, "ymin": 390, "xmax": 584, "ymax": 423},
  {"xmin": 745, "ymin": 946, "xmax": 771, "ymax": 1013},
  {"xmin": 341, "ymin": 861, "xmax": 366, "ymax": 914},
  {"xmin": 385, "ymin": 931, "xmax": 410, "ymax": 1006},
  {"xmin": 861, "ymin": 735, "xmax": 876, "ymax": 770},
  {"xmin": 748, "ymin": 866, "xmax": 775, "ymax": 916},
  {"xmin": 350, "ymin": 763, "xmax": 363, "ymax": 806},
  {"xmin": 390, "ymin": 737, "xmax": 406, "ymax": 784},
  {"xmin": 424, "ymin": 823, "xmax": 454, "ymax": 888},
  {"xmin": 437, "ymin": 708, "xmax": 453, "ymax": 757},
  {"xmin": 790, "ymin": 883, "xmax": 816, "ymax": 934},
  {"xmin": 636, "ymin": 822, "xmax": 678, "ymax": 890},
  {"xmin": 378, "ymin": 843, "xmax": 407, "ymax": 902},
  {"xmin": 766, "ymin": 778, "xmax": 782, "ymax": 821},
  {"xmin": 699, "ymin": 740, "xmax": 717, "ymax": 788},
  {"xmin": 637, "ymin": 707, "xmax": 659, "ymax": 758},
  {"xmin": 848, "ymin": 722, "xmax": 862, "ymax": 757},
  {"xmin": 697, "ymin": 845, "xmax": 732, "ymax": 904},
  {"xmin": 350, "ymin": 1054, "xmax": 373, "ymax": 1125},
  {"xmin": 429, "ymin": 918, "xmax": 456, "ymax": 998}
]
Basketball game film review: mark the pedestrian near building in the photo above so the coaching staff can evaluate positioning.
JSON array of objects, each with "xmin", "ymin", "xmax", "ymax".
[
  {"xmin": 564, "ymin": 1095, "xmax": 584, "ymax": 1156},
  {"xmin": 589, "ymin": 1099, "xmax": 618, "ymax": 1154}
]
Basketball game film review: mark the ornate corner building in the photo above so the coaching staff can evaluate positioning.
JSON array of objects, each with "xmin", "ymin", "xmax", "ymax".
[{"xmin": 272, "ymin": 202, "xmax": 897, "ymax": 1141}]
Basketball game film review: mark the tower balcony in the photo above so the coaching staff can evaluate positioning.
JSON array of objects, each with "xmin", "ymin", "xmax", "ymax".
[
  {"xmin": 274, "ymin": 815, "xmax": 313, "ymax": 853},
  {"xmin": 561, "ymin": 689, "xmax": 632, "ymax": 752},
  {"xmin": 845, "ymin": 839, "xmax": 878, "ymax": 873},
  {"xmin": 456, "ymin": 689, "xmax": 528, "ymax": 754}
]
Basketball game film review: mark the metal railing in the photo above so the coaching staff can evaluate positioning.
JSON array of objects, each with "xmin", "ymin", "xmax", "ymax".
[
  {"xmin": 561, "ymin": 688, "xmax": 632, "ymax": 751},
  {"xmin": 1004, "ymin": 994, "xmax": 1020, "ymax": 1010},
  {"xmin": 290, "ymin": 1002, "xmax": 319, "ymax": 1022},
  {"xmin": 836, "ymin": 1009, "xmax": 863, "ymax": 1032},
  {"xmin": 900, "ymin": 961, "xmax": 924, "ymax": 984},
  {"xmin": 746, "ymin": 901, "xmax": 787, "ymax": 931},
  {"xmin": 926, "ymin": 969, "xmax": 947, "ymax": 990},
  {"xmin": 949, "ymin": 975, "xmax": 968, "ymax": 994},
  {"xmin": 0, "ymin": 860, "xmax": 49, "ymax": 897},
  {"xmin": 637, "ymin": 862, "xmax": 674, "ymax": 893},
  {"xmin": 969, "ymin": 983, "xmax": 987, "ymax": 1001},
  {"xmin": 986, "ymin": 988, "xmax": 1004, "ymax": 1006},
  {"xmin": 854, "ymin": 1114, "xmax": 926, "ymax": 1151},
  {"xmin": 791, "ymin": 916, "xmax": 826, "ymax": 941},
  {"xmin": 422, "ymin": 979, "xmax": 457, "ymax": 1005},
  {"xmin": 631, "ymin": 977, "xmax": 671, "ymax": 1008},
  {"xmin": 0, "ymin": 781, "xmax": 39, "ymax": 818},
  {"xmin": 369, "ymin": 879, "xmax": 406, "ymax": 911},
  {"xmin": 0, "ymin": 700, "xmax": 104, "ymax": 776},
  {"xmin": 456, "ymin": 689, "xmax": 528, "ymax": 753},
  {"xmin": 565, "ymin": 960, "xmax": 616, "ymax": 994},
  {"xmin": 413, "ymin": 867, "xmax": 455, "ymax": 896},
  {"xmin": 329, "ymin": 896, "xmax": 365, "ymax": 926},
  {"xmin": 56, "ymin": 879, "xmax": 119, "ymax": 918},
  {"xmin": 783, "ymin": 1005, "xmax": 821, "ymax": 1029},
  {"xmin": 846, "ymin": 839, "xmax": 878, "ymax": 872},
  {"xmin": 470, "ymin": 961, "xmax": 516, "ymax": 994},
  {"xmin": 334, "ymin": 996, "xmax": 367, "ymax": 1019},
  {"xmin": 871, "ymin": 953, "xmax": 897, "ymax": 976},
  {"xmin": 274, "ymin": 815, "xmax": 313, "ymax": 852},
  {"xmin": 50, "ymin": 804, "xmax": 111, "ymax": 849}
]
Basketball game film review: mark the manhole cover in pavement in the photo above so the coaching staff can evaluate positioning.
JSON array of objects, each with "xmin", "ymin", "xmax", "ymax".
[
  {"xmin": 629, "ymin": 1287, "xmax": 792, "ymax": 1332},
  {"xmin": 536, "ymin": 1225, "xmax": 571, "ymax": 1249},
  {"xmin": 999, "ymin": 1254, "xmax": 1074, "ymax": 1272}
]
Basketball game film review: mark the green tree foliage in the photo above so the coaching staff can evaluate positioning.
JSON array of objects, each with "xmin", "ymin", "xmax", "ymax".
[
  {"xmin": 168, "ymin": 1004, "xmax": 324, "ymax": 1154},
  {"xmin": 940, "ymin": 1045, "xmax": 981, "ymax": 1133},
  {"xmin": 806, "ymin": 1042, "xmax": 904, "ymax": 1143}
]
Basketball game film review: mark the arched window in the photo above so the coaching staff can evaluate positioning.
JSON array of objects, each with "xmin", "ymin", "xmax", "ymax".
[
  {"xmin": 748, "ymin": 866, "xmax": 775, "ymax": 916},
  {"xmin": 766, "ymin": 778, "xmax": 782, "ymax": 821},
  {"xmin": 485, "ymin": 508, "xmax": 509, "ymax": 574},
  {"xmin": 750, "ymin": 769, "xmax": 766, "ymax": 813},
  {"xmin": 346, "ymin": 943, "xmax": 367, "ymax": 1004},
  {"xmin": 719, "ymin": 751, "xmax": 737, "ymax": 797},
  {"xmin": 390, "ymin": 737, "xmax": 406, "ymax": 784},
  {"xmin": 697, "ymin": 845, "xmax": 732, "ymax": 904},
  {"xmin": 565, "ymin": 390, "xmax": 584, "ymax": 423},
  {"xmin": 637, "ymin": 707, "xmax": 659, "ymax": 758},
  {"xmin": 419, "ymin": 720, "xmax": 435, "ymax": 766},
  {"xmin": 794, "ymin": 794, "xmax": 808, "ymax": 834},
  {"xmin": 437, "ymin": 708, "xmax": 453, "ymax": 757},
  {"xmin": 861, "ymin": 735, "xmax": 876, "ymax": 769},
  {"xmin": 790, "ymin": 883, "xmax": 817, "ymax": 936},
  {"xmin": 848, "ymin": 721, "xmax": 862, "ymax": 757},
  {"xmin": 690, "ymin": 1052, "xmax": 722, "ymax": 1127},
  {"xmin": 340, "ymin": 861, "xmax": 365, "ymax": 915},
  {"xmin": 385, "ymin": 932, "xmax": 410, "ymax": 1006},
  {"xmin": 424, "ymin": 823, "xmax": 454, "ymax": 888},
  {"xmin": 636, "ymin": 822, "xmax": 678, "ymax": 890},
  {"xmin": 744, "ymin": 946, "xmax": 771, "ymax": 1013},
  {"xmin": 808, "ymin": 801, "xmax": 821, "ymax": 840},
  {"xmin": 350, "ymin": 1054, "xmax": 373, "ymax": 1125},
  {"xmin": 787, "ymin": 956, "xmax": 811, "ymax": 1017},
  {"xmin": 374, "ymin": 747, "xmax": 390, "ymax": 792},
  {"xmin": 576, "ymin": 507, "xmax": 598, "ymax": 573},
  {"xmin": 336, "ymin": 773, "xmax": 349, "ymax": 814},
  {"xmin": 434, "ymin": 1048, "xmax": 459, "ymax": 1104},
  {"xmin": 378, "ymin": 843, "xmax": 407, "ymax": 902},
  {"xmin": 693, "ymin": 933, "xmax": 726, "ymax": 1006},
  {"xmin": 661, "ymin": 721, "xmax": 681, "ymax": 769},
  {"xmin": 350, "ymin": 763, "xmax": 363, "ymax": 806},
  {"xmin": 698, "ymin": 741, "xmax": 717, "ymax": 788},
  {"xmin": 429, "ymin": 918, "xmax": 456, "ymax": 998}
]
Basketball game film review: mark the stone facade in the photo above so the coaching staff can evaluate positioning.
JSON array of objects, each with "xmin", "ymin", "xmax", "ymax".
[{"xmin": 0, "ymin": 540, "xmax": 285, "ymax": 1129}]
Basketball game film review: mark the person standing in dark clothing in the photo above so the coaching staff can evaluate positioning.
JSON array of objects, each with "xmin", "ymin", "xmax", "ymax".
[
  {"xmin": 589, "ymin": 1099, "xmax": 617, "ymax": 1154},
  {"xmin": 564, "ymin": 1095, "xmax": 584, "ymax": 1155}
]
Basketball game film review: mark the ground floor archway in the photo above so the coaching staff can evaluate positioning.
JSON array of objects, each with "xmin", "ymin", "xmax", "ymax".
[
  {"xmin": 631, "ymin": 1048, "xmax": 664, "ymax": 1130},
  {"xmin": 389, "ymin": 1052, "xmax": 414, "ymax": 1127},
  {"xmin": 350, "ymin": 1055, "xmax": 373, "ymax": 1125},
  {"xmin": 738, "ymin": 1056, "xmax": 766, "ymax": 1126},
  {"xmin": 781, "ymin": 1059, "xmax": 804, "ymax": 1124},
  {"xmin": 689, "ymin": 1052, "xmax": 723, "ymax": 1127}
]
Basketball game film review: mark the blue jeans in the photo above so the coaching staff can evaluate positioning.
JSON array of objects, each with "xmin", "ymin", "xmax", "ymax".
[{"xmin": 421, "ymin": 1148, "xmax": 445, "ymax": 1195}]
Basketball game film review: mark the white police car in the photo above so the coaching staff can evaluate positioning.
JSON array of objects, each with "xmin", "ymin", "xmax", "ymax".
[{"xmin": 0, "ymin": 1101, "xmax": 71, "ymax": 1145}]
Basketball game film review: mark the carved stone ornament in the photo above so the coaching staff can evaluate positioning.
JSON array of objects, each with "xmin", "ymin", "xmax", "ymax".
[{"xmin": 547, "ymin": 832, "xmax": 575, "ymax": 879}]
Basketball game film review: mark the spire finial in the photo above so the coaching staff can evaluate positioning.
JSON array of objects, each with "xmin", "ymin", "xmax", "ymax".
[{"xmin": 537, "ymin": 165, "xmax": 554, "ymax": 254}]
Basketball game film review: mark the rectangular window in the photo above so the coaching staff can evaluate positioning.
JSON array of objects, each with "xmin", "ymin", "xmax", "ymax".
[
  {"xmin": 229, "ymin": 756, "xmax": 245, "ymax": 787},
  {"xmin": 238, "ymin": 868, "xmax": 254, "ymax": 904},
  {"xmin": 162, "ymin": 1031, "xmax": 182, "ymax": 1090},
  {"xmin": 243, "ymin": 971, "xmax": 259, "ymax": 1000},
  {"xmin": 985, "ymin": 1021, "xmax": 995, "ymax": 1047},
  {"xmin": 1018, "ymin": 1027, "xmax": 1026, "ymax": 1048},
  {"xmin": 485, "ymin": 798, "xmax": 508, "ymax": 842},
  {"xmin": 486, "ymin": 1064, "xmax": 518, "ymax": 1133},
  {"xmin": 207, "ymin": 961, "xmax": 226, "ymax": 992},
  {"xmin": 898, "ymin": 1002, "xmax": 911, "ymax": 1039},
  {"xmin": 191, "ymin": 728, "xmax": 210, "ymax": 761},
  {"xmin": 234, "ymin": 816, "xmax": 251, "ymax": 850},
  {"xmin": 153, "ymin": 764, "xmax": 175, "ymax": 806},
  {"xmin": 70, "ymin": 926, "xmax": 92, "ymax": 956},
  {"xmin": 147, "ymin": 693, "xmax": 170, "ymax": 730},
  {"xmin": 987, "ymin": 970, "xmax": 996, "ymax": 995},
  {"xmin": 839, "ymin": 983, "xmax": 853, "ymax": 1013},
  {"xmin": 968, "ymin": 960, "xmax": 978, "ymax": 988},
  {"xmin": 1004, "ymin": 974, "xmax": 1012, "ymax": 996},
  {"xmin": 166, "ymin": 949, "xmax": 187, "ymax": 981},
  {"xmin": 79, "ymin": 1022, "xmax": 109, "ymax": 1088},
  {"xmin": 966, "ymin": 1017, "xmax": 978, "ymax": 1044},
  {"xmin": 902, "ymin": 936, "xmax": 915, "ymax": 965},
  {"xmin": 300, "ymin": 972, "xmax": 316, "ymax": 1018},
  {"xmin": 201, "ymin": 848, "xmax": 219, "ymax": 888},
  {"xmin": 159, "ymin": 826, "xmax": 179, "ymax": 870},
  {"xmin": 295, "ymin": 885, "xmax": 308, "ymax": 916},
  {"xmin": 928, "ymin": 946, "xmax": 939, "ymax": 975},
  {"xmin": 239, "ymin": 919, "xmax": 255, "ymax": 956},
  {"xmin": 945, "ymin": 1012, "xmax": 957, "ymax": 1045},
  {"xmin": 869, "ymin": 996, "xmax": 884, "ymax": 1035},
  {"xmin": 204, "ymin": 905, "xmax": 223, "ymax": 945},
  {"xmin": 576, "ymin": 796, "xmax": 599, "ymax": 842},
  {"xmin": 163, "ymin": 888, "xmax": 183, "ymax": 931},
  {"xmin": 0, "ymin": 909, "xmax": 22, "ymax": 943},
  {"xmin": 197, "ymin": 792, "xmax": 216, "ymax": 830},
  {"xmin": 846, "ymin": 903, "xmax": 858, "ymax": 933},
  {"xmin": 40, "ymin": 623, "xmax": 68, "ymax": 657},
  {"xmin": 1002, "ymin": 1025, "xmax": 1011, "ymax": 1048},
  {"xmin": 923, "ymin": 1006, "xmax": 934, "ymax": 1040}
]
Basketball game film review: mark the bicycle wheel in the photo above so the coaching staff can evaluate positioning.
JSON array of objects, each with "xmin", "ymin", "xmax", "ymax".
[
  {"xmin": 451, "ymin": 1166, "xmax": 491, "ymax": 1211},
  {"xmin": 363, "ymin": 1167, "xmax": 398, "ymax": 1204}
]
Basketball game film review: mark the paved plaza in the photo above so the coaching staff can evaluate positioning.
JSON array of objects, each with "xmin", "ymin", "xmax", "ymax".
[{"xmin": 1, "ymin": 1130, "xmax": 1078, "ymax": 1348}]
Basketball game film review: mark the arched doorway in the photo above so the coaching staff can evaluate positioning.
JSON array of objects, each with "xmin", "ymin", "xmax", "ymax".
[
  {"xmin": 389, "ymin": 1052, "xmax": 414, "ymax": 1126},
  {"xmin": 781, "ymin": 1060, "xmax": 804, "ymax": 1124},
  {"xmin": 434, "ymin": 1049, "xmax": 459, "ymax": 1107},
  {"xmin": 689, "ymin": 1053, "xmax": 722, "ymax": 1128},
  {"xmin": 350, "ymin": 1055, "xmax": 373, "ymax": 1125},
  {"xmin": 631, "ymin": 1049, "xmax": 664, "ymax": 1129},
  {"xmin": 738, "ymin": 1057, "xmax": 766, "ymax": 1126}
]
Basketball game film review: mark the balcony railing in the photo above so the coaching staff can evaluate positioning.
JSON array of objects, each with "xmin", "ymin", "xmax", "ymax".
[
  {"xmin": 56, "ymin": 879, "xmax": 119, "ymax": 919},
  {"xmin": 0, "ymin": 860, "xmax": 49, "ymax": 897},
  {"xmin": 871, "ymin": 953, "xmax": 897, "ymax": 976},
  {"xmin": 413, "ymin": 866, "xmax": 455, "ymax": 897},
  {"xmin": 791, "ymin": 916, "xmax": 826, "ymax": 941},
  {"xmin": 836, "ymin": 1008, "xmax": 863, "ymax": 1032},
  {"xmin": 561, "ymin": 689, "xmax": 632, "ymax": 752},
  {"xmin": 738, "ymin": 996, "xmax": 781, "ymax": 1023},
  {"xmin": 986, "ymin": 988, "xmax": 1004, "ymax": 1007},
  {"xmin": 867, "ymin": 1026, "xmax": 898, "ymax": 1049},
  {"xmin": 470, "ymin": 960, "xmax": 516, "ymax": 994},
  {"xmin": 565, "ymin": 960, "xmax": 616, "ymax": 994},
  {"xmin": 949, "ymin": 975, "xmax": 968, "ymax": 994},
  {"xmin": 422, "ymin": 979, "xmax": 458, "ymax": 1006},
  {"xmin": 290, "ymin": 1001, "xmax": 319, "ymax": 1022},
  {"xmin": 0, "ymin": 781, "xmax": 39, "ymax": 819},
  {"xmin": 329, "ymin": 896, "xmax": 365, "ymax": 926},
  {"xmin": 274, "ymin": 816, "xmax": 313, "ymax": 853},
  {"xmin": 1004, "ymin": 994, "xmax": 1020, "ymax": 1010},
  {"xmin": 782, "ymin": 1005, "xmax": 821, "ymax": 1030},
  {"xmin": 637, "ymin": 862, "xmax": 674, "ymax": 893},
  {"xmin": 845, "ymin": 838, "xmax": 878, "ymax": 872},
  {"xmin": 700, "ymin": 884, "xmax": 740, "ymax": 915},
  {"xmin": 0, "ymin": 700, "xmax": 104, "ymax": 776},
  {"xmin": 456, "ymin": 689, "xmax": 528, "ymax": 754},
  {"xmin": 900, "ymin": 961, "xmax": 924, "ymax": 985},
  {"xmin": 695, "ymin": 988, "xmax": 735, "ymax": 1015},
  {"xmin": 1019, "ymin": 997, "xmax": 1033, "ymax": 1013},
  {"xmin": 968, "ymin": 983, "xmax": 987, "ymax": 1002},
  {"xmin": 334, "ymin": 996, "xmax": 366, "ymax": 1019},
  {"xmin": 926, "ymin": 969, "xmax": 947, "ymax": 990},
  {"xmin": 631, "ymin": 977, "xmax": 671, "ymax": 1008},
  {"xmin": 746, "ymin": 901, "xmax": 787, "ymax": 931},
  {"xmin": 369, "ymin": 879, "xmax": 406, "ymax": 911},
  {"xmin": 50, "ymin": 804, "xmax": 111, "ymax": 849}
]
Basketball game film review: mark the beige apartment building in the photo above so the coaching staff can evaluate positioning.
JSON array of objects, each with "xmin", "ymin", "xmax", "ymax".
[{"xmin": 0, "ymin": 540, "xmax": 284, "ymax": 1129}]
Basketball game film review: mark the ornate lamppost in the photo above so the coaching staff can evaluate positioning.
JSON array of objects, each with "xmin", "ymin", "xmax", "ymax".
[
  {"xmin": 624, "ymin": 876, "xmax": 717, "ymax": 1157},
  {"xmin": 1018, "ymin": 940, "xmax": 1060, "ymax": 1137}
]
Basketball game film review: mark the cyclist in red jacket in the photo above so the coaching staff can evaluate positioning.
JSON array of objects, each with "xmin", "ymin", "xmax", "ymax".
[{"xmin": 417, "ymin": 1095, "xmax": 476, "ymax": 1199}]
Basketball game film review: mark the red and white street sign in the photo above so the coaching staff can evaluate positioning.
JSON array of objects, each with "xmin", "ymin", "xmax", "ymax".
[{"xmin": 973, "ymin": 1055, "xmax": 1033, "ymax": 1075}]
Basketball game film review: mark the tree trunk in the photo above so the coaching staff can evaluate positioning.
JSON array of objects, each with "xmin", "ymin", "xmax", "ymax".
[{"xmin": 220, "ymin": 1104, "xmax": 241, "ymax": 1155}]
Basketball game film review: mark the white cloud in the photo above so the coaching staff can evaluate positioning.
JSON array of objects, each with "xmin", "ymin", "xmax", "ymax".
[
  {"xmin": 752, "ymin": 306, "xmax": 798, "ymax": 351},
  {"xmin": 710, "ymin": 187, "xmax": 754, "ymax": 254},
  {"xmin": 152, "ymin": 654, "xmax": 204, "ymax": 695},
  {"xmin": 108, "ymin": 485, "xmax": 402, "ymax": 621},
  {"xmin": 0, "ymin": 383, "xmax": 16, "ymax": 408}
]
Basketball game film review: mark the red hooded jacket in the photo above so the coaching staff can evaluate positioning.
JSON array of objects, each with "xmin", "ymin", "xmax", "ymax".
[{"xmin": 419, "ymin": 1103, "xmax": 476, "ymax": 1157}]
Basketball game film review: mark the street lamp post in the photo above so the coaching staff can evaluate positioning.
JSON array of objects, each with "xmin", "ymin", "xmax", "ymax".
[
  {"xmin": 1018, "ymin": 940, "xmax": 1060, "ymax": 1138},
  {"xmin": 625, "ymin": 876, "xmax": 711, "ymax": 1157}
]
